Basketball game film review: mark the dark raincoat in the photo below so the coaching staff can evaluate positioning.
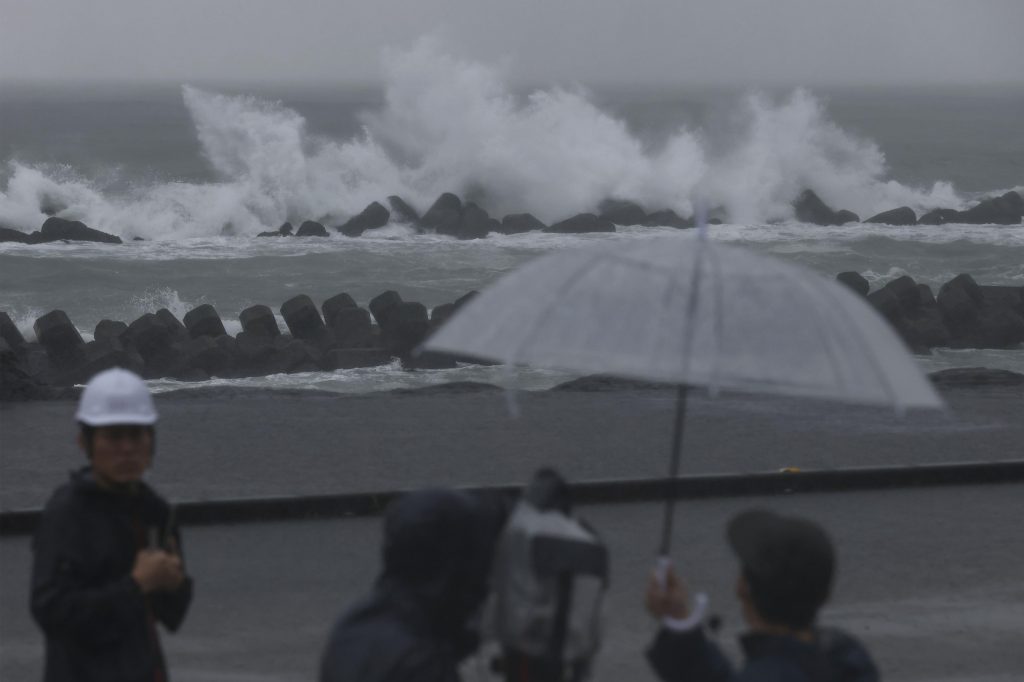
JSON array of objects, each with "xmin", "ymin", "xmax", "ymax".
[
  {"xmin": 647, "ymin": 626, "xmax": 879, "ymax": 682},
  {"xmin": 319, "ymin": 489, "xmax": 503, "ymax": 682},
  {"xmin": 31, "ymin": 468, "xmax": 193, "ymax": 682}
]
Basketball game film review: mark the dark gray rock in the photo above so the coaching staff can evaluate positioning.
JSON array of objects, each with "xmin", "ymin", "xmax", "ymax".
[
  {"xmin": 94, "ymin": 319, "xmax": 128, "ymax": 344},
  {"xmin": 867, "ymin": 288, "xmax": 905, "ymax": 328},
  {"xmin": 155, "ymin": 309, "xmax": 189, "ymax": 342},
  {"xmin": 836, "ymin": 272, "xmax": 869, "ymax": 297},
  {"xmin": 598, "ymin": 199, "xmax": 647, "ymax": 226},
  {"xmin": 214, "ymin": 335, "xmax": 241, "ymax": 373},
  {"xmin": 337, "ymin": 202, "xmax": 390, "ymax": 237},
  {"xmin": 957, "ymin": 191, "xmax": 1022, "ymax": 225},
  {"xmin": 321, "ymin": 293, "xmax": 358, "ymax": 325},
  {"xmin": 880, "ymin": 276, "xmax": 921, "ymax": 312},
  {"xmin": 379, "ymin": 301, "xmax": 430, "ymax": 357},
  {"xmin": 240, "ymin": 305, "xmax": 280, "ymax": 338},
  {"xmin": 233, "ymin": 332, "xmax": 290, "ymax": 378},
  {"xmin": 865, "ymin": 207, "xmax": 917, "ymax": 225},
  {"xmin": 37, "ymin": 217, "xmax": 122, "ymax": 244},
  {"xmin": 919, "ymin": 208, "xmax": 961, "ymax": 226},
  {"xmin": 455, "ymin": 202, "xmax": 499, "ymax": 240},
  {"xmin": 257, "ymin": 222, "xmax": 294, "ymax": 237},
  {"xmin": 323, "ymin": 348, "xmax": 392, "ymax": 370},
  {"xmin": 551, "ymin": 375, "xmax": 669, "ymax": 391},
  {"xmin": 545, "ymin": 213, "xmax": 616, "ymax": 234},
  {"xmin": 902, "ymin": 287, "xmax": 952, "ymax": 350},
  {"xmin": 643, "ymin": 210, "xmax": 695, "ymax": 229},
  {"xmin": 183, "ymin": 304, "xmax": 227, "ymax": 339},
  {"xmin": 928, "ymin": 367, "xmax": 1024, "ymax": 387},
  {"xmin": 402, "ymin": 351, "xmax": 458, "ymax": 370},
  {"xmin": 834, "ymin": 210, "xmax": 861, "ymax": 225},
  {"xmin": 938, "ymin": 274, "xmax": 1024, "ymax": 348},
  {"xmin": 124, "ymin": 313, "xmax": 183, "ymax": 377},
  {"xmin": 76, "ymin": 339, "xmax": 145, "ymax": 382},
  {"xmin": 793, "ymin": 190, "xmax": 835, "ymax": 225},
  {"xmin": 420, "ymin": 193, "xmax": 463, "ymax": 234},
  {"xmin": 387, "ymin": 195, "xmax": 420, "ymax": 224},
  {"xmin": 326, "ymin": 307, "xmax": 374, "ymax": 349},
  {"xmin": 369, "ymin": 290, "xmax": 403, "ymax": 327},
  {"xmin": 0, "ymin": 227, "xmax": 31, "ymax": 243},
  {"xmin": 793, "ymin": 190, "xmax": 858, "ymax": 226},
  {"xmin": 278, "ymin": 338, "xmax": 324, "ymax": 373},
  {"xmin": 867, "ymin": 276, "xmax": 951, "ymax": 351},
  {"xmin": 235, "ymin": 331, "xmax": 276, "ymax": 362},
  {"xmin": 181, "ymin": 336, "xmax": 233, "ymax": 376},
  {"xmin": 296, "ymin": 220, "xmax": 328, "ymax": 237},
  {"xmin": 280, "ymin": 295, "xmax": 330, "ymax": 347},
  {"xmin": 0, "ymin": 340, "xmax": 54, "ymax": 401},
  {"xmin": 453, "ymin": 291, "xmax": 478, "ymax": 310},
  {"xmin": 33, "ymin": 310, "xmax": 85, "ymax": 369},
  {"xmin": 938, "ymin": 274, "xmax": 983, "ymax": 328},
  {"xmin": 979, "ymin": 286, "xmax": 1024, "ymax": 317},
  {"xmin": 500, "ymin": 213, "xmax": 546, "ymax": 234},
  {"xmin": 170, "ymin": 367, "xmax": 210, "ymax": 383},
  {"xmin": 0, "ymin": 312, "xmax": 27, "ymax": 351},
  {"xmin": 430, "ymin": 302, "xmax": 456, "ymax": 326},
  {"xmin": 21, "ymin": 343, "xmax": 58, "ymax": 386},
  {"xmin": 917, "ymin": 284, "xmax": 937, "ymax": 307}
]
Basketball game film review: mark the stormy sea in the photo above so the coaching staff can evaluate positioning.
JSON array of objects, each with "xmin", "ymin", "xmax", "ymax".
[{"xmin": 2, "ymin": 43, "xmax": 1023, "ymax": 392}]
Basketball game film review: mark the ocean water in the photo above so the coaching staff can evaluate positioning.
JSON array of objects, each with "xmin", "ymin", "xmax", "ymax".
[{"xmin": 2, "ymin": 45, "xmax": 1023, "ymax": 390}]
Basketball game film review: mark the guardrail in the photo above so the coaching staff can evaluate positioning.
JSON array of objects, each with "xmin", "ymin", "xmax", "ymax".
[{"xmin": 3, "ymin": 460, "xmax": 1022, "ymax": 536}]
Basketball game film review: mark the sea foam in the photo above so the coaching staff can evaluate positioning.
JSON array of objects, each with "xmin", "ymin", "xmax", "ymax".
[{"xmin": 0, "ymin": 40, "xmax": 979, "ymax": 239}]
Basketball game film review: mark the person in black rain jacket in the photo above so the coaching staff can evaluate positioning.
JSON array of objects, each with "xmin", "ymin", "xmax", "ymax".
[
  {"xmin": 31, "ymin": 368, "xmax": 192, "ymax": 682},
  {"xmin": 320, "ymin": 488, "xmax": 505, "ymax": 682},
  {"xmin": 645, "ymin": 509, "xmax": 879, "ymax": 682}
]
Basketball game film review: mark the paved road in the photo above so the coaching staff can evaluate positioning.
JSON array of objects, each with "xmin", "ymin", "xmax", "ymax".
[
  {"xmin": 2, "ymin": 484, "xmax": 1023, "ymax": 682},
  {"xmin": 2, "ymin": 384, "xmax": 1022, "ymax": 509}
]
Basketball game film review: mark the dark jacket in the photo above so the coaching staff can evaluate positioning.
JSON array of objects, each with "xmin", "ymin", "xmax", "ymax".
[
  {"xmin": 647, "ymin": 626, "xmax": 879, "ymax": 682},
  {"xmin": 31, "ymin": 468, "xmax": 193, "ymax": 682},
  {"xmin": 320, "ymin": 489, "xmax": 503, "ymax": 682}
]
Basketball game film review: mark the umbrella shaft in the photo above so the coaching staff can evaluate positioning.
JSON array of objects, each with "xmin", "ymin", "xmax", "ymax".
[{"xmin": 659, "ymin": 386, "xmax": 689, "ymax": 556}]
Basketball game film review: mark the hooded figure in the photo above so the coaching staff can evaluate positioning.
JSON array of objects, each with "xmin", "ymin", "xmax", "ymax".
[{"xmin": 320, "ymin": 489, "xmax": 505, "ymax": 682}]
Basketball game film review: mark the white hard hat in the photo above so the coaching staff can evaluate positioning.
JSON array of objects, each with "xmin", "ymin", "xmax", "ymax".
[{"xmin": 75, "ymin": 368, "xmax": 158, "ymax": 426}]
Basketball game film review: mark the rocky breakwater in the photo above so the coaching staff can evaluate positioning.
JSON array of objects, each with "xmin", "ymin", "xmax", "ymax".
[
  {"xmin": 836, "ymin": 272, "xmax": 1024, "ymax": 353},
  {"xmin": 0, "ymin": 290, "xmax": 483, "ymax": 400},
  {"xmin": 0, "ymin": 217, "xmax": 122, "ymax": 244},
  {"xmin": 3, "ymin": 191, "xmax": 1020, "ymax": 246}
]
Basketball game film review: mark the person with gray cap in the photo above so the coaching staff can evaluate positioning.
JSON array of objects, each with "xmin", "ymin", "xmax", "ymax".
[
  {"xmin": 644, "ymin": 509, "xmax": 879, "ymax": 682},
  {"xmin": 31, "ymin": 368, "xmax": 192, "ymax": 682}
]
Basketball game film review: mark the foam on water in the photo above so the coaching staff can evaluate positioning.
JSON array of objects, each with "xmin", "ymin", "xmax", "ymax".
[
  {"xmin": 144, "ymin": 363, "xmax": 577, "ymax": 396},
  {"xmin": 0, "ymin": 40, "xmax": 989, "ymax": 240}
]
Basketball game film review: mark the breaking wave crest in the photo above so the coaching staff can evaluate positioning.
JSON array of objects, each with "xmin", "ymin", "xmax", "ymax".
[{"xmin": 0, "ymin": 40, "xmax": 979, "ymax": 239}]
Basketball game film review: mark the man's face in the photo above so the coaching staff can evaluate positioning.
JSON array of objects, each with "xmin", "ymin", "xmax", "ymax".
[{"xmin": 81, "ymin": 425, "xmax": 154, "ymax": 486}]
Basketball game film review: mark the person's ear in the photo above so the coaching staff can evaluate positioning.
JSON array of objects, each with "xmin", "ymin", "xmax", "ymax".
[{"xmin": 77, "ymin": 432, "xmax": 90, "ymax": 458}]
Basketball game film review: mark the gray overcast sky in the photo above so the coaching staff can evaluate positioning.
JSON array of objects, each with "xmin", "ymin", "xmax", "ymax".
[{"xmin": 2, "ymin": 0, "xmax": 1023, "ymax": 86}]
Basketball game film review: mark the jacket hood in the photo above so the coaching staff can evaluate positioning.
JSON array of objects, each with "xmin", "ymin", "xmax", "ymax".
[{"xmin": 379, "ymin": 488, "xmax": 504, "ymax": 633}]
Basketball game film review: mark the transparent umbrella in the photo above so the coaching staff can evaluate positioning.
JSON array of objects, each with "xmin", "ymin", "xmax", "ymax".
[{"xmin": 423, "ymin": 232, "xmax": 944, "ymax": 556}]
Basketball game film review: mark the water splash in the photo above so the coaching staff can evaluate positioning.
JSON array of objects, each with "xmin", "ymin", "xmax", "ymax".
[{"xmin": 0, "ymin": 40, "xmax": 985, "ymax": 240}]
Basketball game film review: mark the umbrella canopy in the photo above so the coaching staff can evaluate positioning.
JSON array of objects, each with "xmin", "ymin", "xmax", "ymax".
[{"xmin": 424, "ymin": 235, "xmax": 942, "ymax": 410}]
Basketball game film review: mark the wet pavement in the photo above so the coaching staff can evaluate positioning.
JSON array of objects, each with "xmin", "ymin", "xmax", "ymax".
[{"xmin": 2, "ymin": 484, "xmax": 1023, "ymax": 681}]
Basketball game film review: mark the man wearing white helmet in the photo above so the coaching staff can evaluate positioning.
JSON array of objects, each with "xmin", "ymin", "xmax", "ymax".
[{"xmin": 31, "ymin": 368, "xmax": 193, "ymax": 682}]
